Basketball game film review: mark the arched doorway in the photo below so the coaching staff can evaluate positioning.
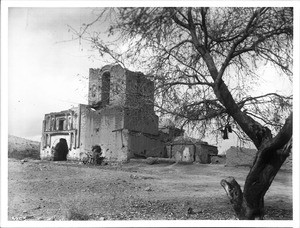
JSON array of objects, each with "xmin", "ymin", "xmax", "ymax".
[{"xmin": 53, "ymin": 138, "xmax": 68, "ymax": 161}]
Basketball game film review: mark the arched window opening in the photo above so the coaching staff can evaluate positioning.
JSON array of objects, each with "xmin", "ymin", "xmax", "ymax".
[{"xmin": 102, "ymin": 71, "xmax": 110, "ymax": 106}]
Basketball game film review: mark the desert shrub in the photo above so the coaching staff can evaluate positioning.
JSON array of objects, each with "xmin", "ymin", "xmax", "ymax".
[
  {"xmin": 146, "ymin": 157, "xmax": 159, "ymax": 165},
  {"xmin": 65, "ymin": 205, "xmax": 89, "ymax": 221},
  {"xmin": 59, "ymin": 195, "xmax": 90, "ymax": 221},
  {"xmin": 8, "ymin": 149, "xmax": 40, "ymax": 160}
]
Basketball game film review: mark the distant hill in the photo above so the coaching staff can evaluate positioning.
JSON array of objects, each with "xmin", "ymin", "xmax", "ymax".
[{"xmin": 8, "ymin": 135, "xmax": 40, "ymax": 160}]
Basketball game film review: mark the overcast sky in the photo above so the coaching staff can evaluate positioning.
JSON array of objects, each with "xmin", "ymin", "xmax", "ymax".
[
  {"xmin": 8, "ymin": 8, "xmax": 107, "ymax": 140},
  {"xmin": 6, "ymin": 7, "xmax": 294, "ymax": 153}
]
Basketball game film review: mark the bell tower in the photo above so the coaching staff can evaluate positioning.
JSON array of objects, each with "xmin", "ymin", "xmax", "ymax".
[
  {"xmin": 88, "ymin": 68, "xmax": 101, "ymax": 107},
  {"xmin": 88, "ymin": 68, "xmax": 111, "ymax": 109}
]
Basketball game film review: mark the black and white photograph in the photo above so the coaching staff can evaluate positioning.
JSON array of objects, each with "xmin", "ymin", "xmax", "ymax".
[{"xmin": 1, "ymin": 1, "xmax": 299, "ymax": 227}]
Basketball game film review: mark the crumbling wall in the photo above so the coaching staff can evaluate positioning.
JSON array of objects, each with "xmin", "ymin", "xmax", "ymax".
[
  {"xmin": 225, "ymin": 146, "xmax": 292, "ymax": 170},
  {"xmin": 166, "ymin": 142, "xmax": 218, "ymax": 163},
  {"xmin": 125, "ymin": 70, "xmax": 154, "ymax": 113},
  {"xmin": 88, "ymin": 65, "xmax": 127, "ymax": 108},
  {"xmin": 178, "ymin": 145, "xmax": 194, "ymax": 162},
  {"xmin": 80, "ymin": 104, "xmax": 102, "ymax": 156},
  {"xmin": 88, "ymin": 68, "xmax": 102, "ymax": 106},
  {"xmin": 40, "ymin": 106, "xmax": 81, "ymax": 160},
  {"xmin": 80, "ymin": 105, "xmax": 128, "ymax": 161},
  {"xmin": 124, "ymin": 109, "xmax": 159, "ymax": 135},
  {"xmin": 195, "ymin": 143, "xmax": 218, "ymax": 164},
  {"xmin": 97, "ymin": 107, "xmax": 128, "ymax": 161},
  {"xmin": 109, "ymin": 65, "xmax": 127, "ymax": 106},
  {"xmin": 210, "ymin": 155, "xmax": 226, "ymax": 164},
  {"xmin": 127, "ymin": 132, "xmax": 165, "ymax": 159},
  {"xmin": 123, "ymin": 69, "xmax": 158, "ymax": 135},
  {"xmin": 225, "ymin": 147, "xmax": 256, "ymax": 167},
  {"xmin": 167, "ymin": 144, "xmax": 195, "ymax": 162}
]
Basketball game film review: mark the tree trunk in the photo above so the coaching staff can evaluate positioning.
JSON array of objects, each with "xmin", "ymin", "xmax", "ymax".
[
  {"xmin": 221, "ymin": 114, "xmax": 292, "ymax": 219},
  {"xmin": 187, "ymin": 20, "xmax": 293, "ymax": 219},
  {"xmin": 243, "ymin": 146, "xmax": 290, "ymax": 219}
]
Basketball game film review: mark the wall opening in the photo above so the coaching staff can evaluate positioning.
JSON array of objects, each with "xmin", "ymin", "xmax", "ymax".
[
  {"xmin": 102, "ymin": 71, "xmax": 111, "ymax": 106},
  {"xmin": 91, "ymin": 84, "xmax": 97, "ymax": 98},
  {"xmin": 58, "ymin": 119, "xmax": 65, "ymax": 130},
  {"xmin": 46, "ymin": 116, "xmax": 50, "ymax": 131},
  {"xmin": 53, "ymin": 138, "xmax": 68, "ymax": 161}
]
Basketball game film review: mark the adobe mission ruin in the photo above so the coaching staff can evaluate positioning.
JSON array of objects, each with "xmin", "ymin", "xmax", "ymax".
[{"xmin": 40, "ymin": 64, "xmax": 218, "ymax": 162}]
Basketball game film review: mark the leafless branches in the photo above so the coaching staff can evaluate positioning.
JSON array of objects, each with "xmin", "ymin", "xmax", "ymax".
[{"xmin": 70, "ymin": 7, "xmax": 292, "ymax": 144}]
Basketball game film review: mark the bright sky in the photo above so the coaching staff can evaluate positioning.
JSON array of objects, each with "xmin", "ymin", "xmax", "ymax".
[
  {"xmin": 6, "ymin": 7, "xmax": 294, "ymax": 153},
  {"xmin": 8, "ymin": 8, "xmax": 106, "ymax": 141}
]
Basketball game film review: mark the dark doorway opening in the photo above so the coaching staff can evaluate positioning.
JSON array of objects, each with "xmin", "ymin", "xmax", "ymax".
[
  {"xmin": 102, "ymin": 71, "xmax": 110, "ymax": 106},
  {"xmin": 58, "ymin": 119, "xmax": 65, "ymax": 130},
  {"xmin": 53, "ymin": 138, "xmax": 68, "ymax": 161}
]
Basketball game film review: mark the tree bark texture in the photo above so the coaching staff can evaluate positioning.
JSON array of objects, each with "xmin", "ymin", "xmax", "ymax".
[
  {"xmin": 191, "ymin": 28, "xmax": 293, "ymax": 219},
  {"xmin": 221, "ymin": 114, "xmax": 292, "ymax": 219},
  {"xmin": 173, "ymin": 8, "xmax": 292, "ymax": 220}
]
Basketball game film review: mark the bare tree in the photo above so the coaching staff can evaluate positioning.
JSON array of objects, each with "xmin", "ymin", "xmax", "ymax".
[{"xmin": 72, "ymin": 7, "xmax": 293, "ymax": 219}]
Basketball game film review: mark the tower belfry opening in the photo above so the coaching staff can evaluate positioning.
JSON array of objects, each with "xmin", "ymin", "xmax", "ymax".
[
  {"xmin": 58, "ymin": 119, "xmax": 65, "ymax": 130},
  {"xmin": 101, "ymin": 71, "xmax": 110, "ymax": 106}
]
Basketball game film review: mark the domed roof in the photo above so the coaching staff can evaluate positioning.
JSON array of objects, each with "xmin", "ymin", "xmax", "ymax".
[{"xmin": 172, "ymin": 136, "xmax": 208, "ymax": 145}]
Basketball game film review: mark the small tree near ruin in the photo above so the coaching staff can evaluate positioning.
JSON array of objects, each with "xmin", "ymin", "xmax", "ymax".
[{"xmin": 71, "ymin": 7, "xmax": 293, "ymax": 219}]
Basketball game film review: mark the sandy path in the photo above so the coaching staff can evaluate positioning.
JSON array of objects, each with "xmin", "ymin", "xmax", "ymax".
[{"xmin": 8, "ymin": 159, "xmax": 292, "ymax": 220}]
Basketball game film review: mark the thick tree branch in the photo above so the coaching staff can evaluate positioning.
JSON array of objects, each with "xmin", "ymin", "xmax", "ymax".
[
  {"xmin": 213, "ymin": 79, "xmax": 272, "ymax": 148},
  {"xmin": 158, "ymin": 43, "xmax": 213, "ymax": 85},
  {"xmin": 261, "ymin": 112, "xmax": 292, "ymax": 152},
  {"xmin": 170, "ymin": 8, "xmax": 190, "ymax": 30},
  {"xmin": 215, "ymin": 8, "xmax": 268, "ymax": 85},
  {"xmin": 245, "ymin": 111, "xmax": 282, "ymax": 128},
  {"xmin": 221, "ymin": 113, "xmax": 292, "ymax": 220},
  {"xmin": 155, "ymin": 103, "xmax": 226, "ymax": 122},
  {"xmin": 243, "ymin": 113, "xmax": 292, "ymax": 209},
  {"xmin": 166, "ymin": 39, "xmax": 193, "ymax": 55},
  {"xmin": 200, "ymin": 8, "xmax": 209, "ymax": 48},
  {"xmin": 161, "ymin": 81, "xmax": 213, "ymax": 87},
  {"xmin": 238, "ymin": 93, "xmax": 292, "ymax": 108}
]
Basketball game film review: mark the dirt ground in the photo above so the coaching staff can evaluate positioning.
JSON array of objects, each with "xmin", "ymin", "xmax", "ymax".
[{"xmin": 8, "ymin": 158, "xmax": 292, "ymax": 221}]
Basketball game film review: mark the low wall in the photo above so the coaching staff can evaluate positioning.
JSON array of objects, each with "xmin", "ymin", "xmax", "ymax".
[
  {"xmin": 210, "ymin": 155, "xmax": 226, "ymax": 164},
  {"xmin": 127, "ymin": 131, "xmax": 165, "ymax": 159},
  {"xmin": 225, "ymin": 146, "xmax": 292, "ymax": 170},
  {"xmin": 195, "ymin": 143, "xmax": 218, "ymax": 163},
  {"xmin": 172, "ymin": 144, "xmax": 195, "ymax": 162},
  {"xmin": 166, "ymin": 143, "xmax": 218, "ymax": 163},
  {"xmin": 225, "ymin": 147, "xmax": 256, "ymax": 167}
]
